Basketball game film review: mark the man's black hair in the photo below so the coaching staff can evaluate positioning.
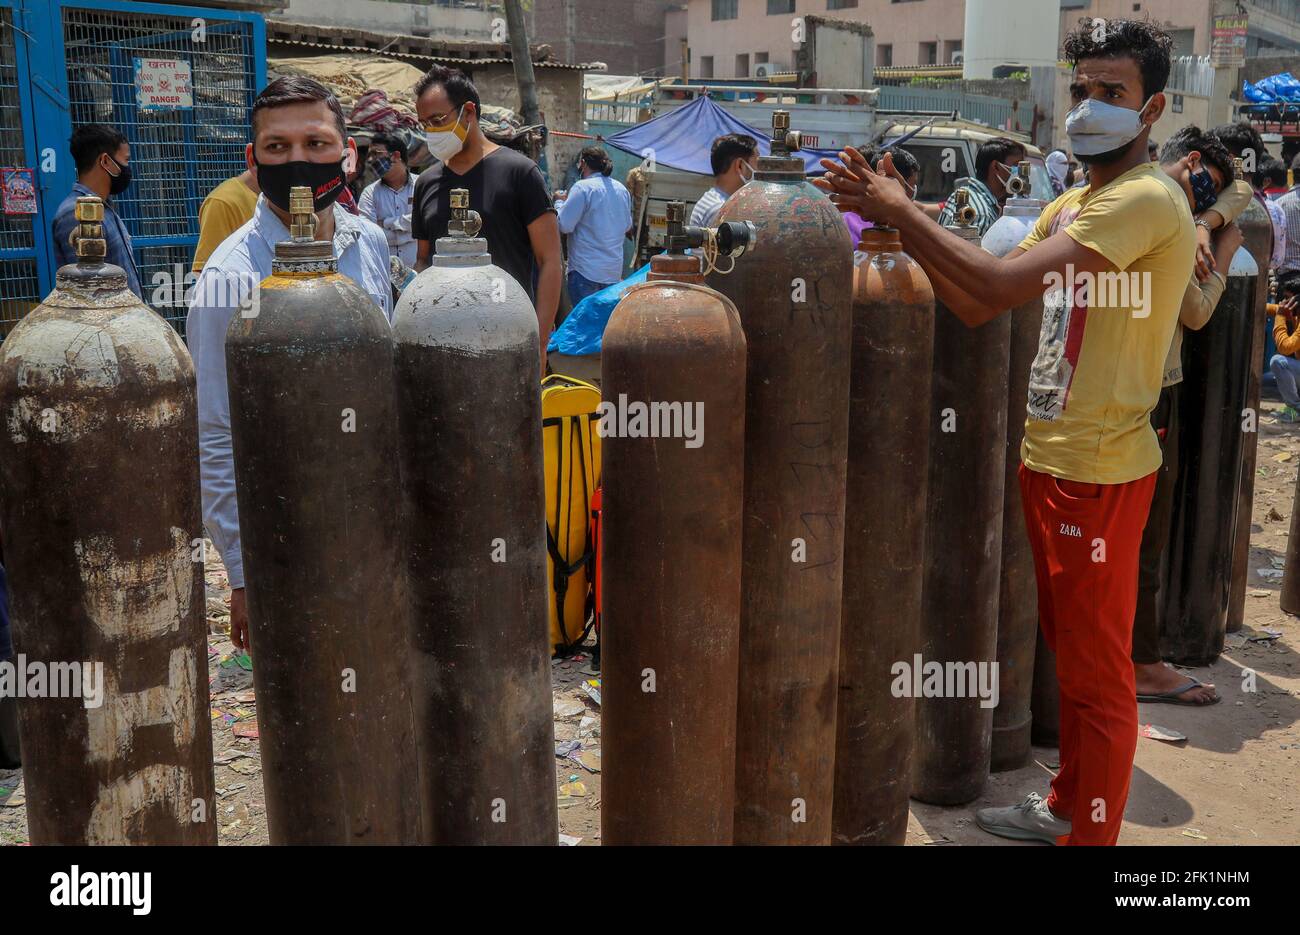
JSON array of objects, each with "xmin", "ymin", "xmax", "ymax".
[
  {"xmin": 858, "ymin": 144, "xmax": 921, "ymax": 181},
  {"xmin": 709, "ymin": 133, "xmax": 758, "ymax": 178},
  {"xmin": 1279, "ymin": 272, "xmax": 1300, "ymax": 299},
  {"xmin": 1259, "ymin": 156, "xmax": 1288, "ymax": 189},
  {"xmin": 414, "ymin": 64, "xmax": 482, "ymax": 114},
  {"xmin": 579, "ymin": 145, "xmax": 614, "ymax": 177},
  {"xmin": 70, "ymin": 124, "xmax": 128, "ymax": 175},
  {"xmin": 252, "ymin": 75, "xmax": 346, "ymax": 139},
  {"xmin": 975, "ymin": 137, "xmax": 1026, "ymax": 187},
  {"xmin": 1158, "ymin": 125, "xmax": 1236, "ymax": 189},
  {"xmin": 1209, "ymin": 121, "xmax": 1267, "ymax": 161},
  {"xmin": 1062, "ymin": 17, "xmax": 1174, "ymax": 99},
  {"xmin": 369, "ymin": 132, "xmax": 408, "ymax": 163}
]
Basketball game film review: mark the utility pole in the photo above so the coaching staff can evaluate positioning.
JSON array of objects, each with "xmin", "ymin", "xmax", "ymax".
[{"xmin": 503, "ymin": 0, "xmax": 542, "ymax": 127}]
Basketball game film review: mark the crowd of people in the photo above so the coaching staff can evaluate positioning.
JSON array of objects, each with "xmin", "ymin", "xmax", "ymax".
[{"xmin": 4, "ymin": 16, "xmax": 1296, "ymax": 845}]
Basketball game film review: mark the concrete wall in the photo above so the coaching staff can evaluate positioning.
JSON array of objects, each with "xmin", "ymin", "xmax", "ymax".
[
  {"xmin": 685, "ymin": 0, "xmax": 965, "ymax": 78},
  {"xmin": 272, "ymin": 0, "xmax": 497, "ymax": 40},
  {"xmin": 530, "ymin": 0, "xmax": 678, "ymax": 74},
  {"xmin": 805, "ymin": 21, "xmax": 873, "ymax": 88},
  {"xmin": 963, "ymin": 0, "xmax": 1059, "ymax": 79},
  {"xmin": 665, "ymin": 6, "xmax": 690, "ymax": 79},
  {"xmin": 473, "ymin": 65, "xmax": 585, "ymax": 184}
]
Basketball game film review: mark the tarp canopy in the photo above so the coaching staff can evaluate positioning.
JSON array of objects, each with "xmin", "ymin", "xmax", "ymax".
[
  {"xmin": 604, "ymin": 96, "xmax": 837, "ymax": 175},
  {"xmin": 584, "ymin": 74, "xmax": 677, "ymax": 101}
]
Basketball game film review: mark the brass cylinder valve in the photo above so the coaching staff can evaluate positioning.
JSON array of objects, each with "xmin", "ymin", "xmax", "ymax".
[
  {"xmin": 449, "ymin": 188, "xmax": 483, "ymax": 238},
  {"xmin": 1005, "ymin": 160, "xmax": 1032, "ymax": 198},
  {"xmin": 72, "ymin": 196, "xmax": 107, "ymax": 262},
  {"xmin": 770, "ymin": 110, "xmax": 802, "ymax": 158},
  {"xmin": 954, "ymin": 189, "xmax": 978, "ymax": 227},
  {"xmin": 289, "ymin": 186, "xmax": 317, "ymax": 241}
]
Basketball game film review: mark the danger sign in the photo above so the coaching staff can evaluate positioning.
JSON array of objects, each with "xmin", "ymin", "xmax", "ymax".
[{"xmin": 134, "ymin": 58, "xmax": 194, "ymax": 111}]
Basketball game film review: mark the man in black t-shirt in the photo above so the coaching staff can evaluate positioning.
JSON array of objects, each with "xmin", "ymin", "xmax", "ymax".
[{"xmin": 411, "ymin": 65, "xmax": 562, "ymax": 366}]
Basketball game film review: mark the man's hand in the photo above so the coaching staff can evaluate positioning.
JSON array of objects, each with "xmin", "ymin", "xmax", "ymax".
[
  {"xmin": 1195, "ymin": 222, "xmax": 1215, "ymax": 282},
  {"xmin": 229, "ymin": 587, "xmax": 249, "ymax": 654},
  {"xmin": 1279, "ymin": 295, "xmax": 1298, "ymax": 322},
  {"xmin": 813, "ymin": 148, "xmax": 915, "ymax": 228}
]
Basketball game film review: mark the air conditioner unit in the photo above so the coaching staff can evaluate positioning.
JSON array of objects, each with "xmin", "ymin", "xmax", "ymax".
[
  {"xmin": 753, "ymin": 62, "xmax": 790, "ymax": 79},
  {"xmin": 952, "ymin": 51, "xmax": 964, "ymax": 65}
]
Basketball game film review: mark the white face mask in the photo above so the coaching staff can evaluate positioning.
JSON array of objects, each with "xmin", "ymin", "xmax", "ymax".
[
  {"xmin": 738, "ymin": 160, "xmax": 754, "ymax": 184},
  {"xmin": 425, "ymin": 105, "xmax": 467, "ymax": 162},
  {"xmin": 1065, "ymin": 95, "xmax": 1153, "ymax": 157}
]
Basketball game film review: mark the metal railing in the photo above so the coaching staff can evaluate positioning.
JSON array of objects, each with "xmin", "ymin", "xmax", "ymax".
[
  {"xmin": 1167, "ymin": 55, "xmax": 1214, "ymax": 98},
  {"xmin": 877, "ymin": 85, "xmax": 1032, "ymax": 134}
]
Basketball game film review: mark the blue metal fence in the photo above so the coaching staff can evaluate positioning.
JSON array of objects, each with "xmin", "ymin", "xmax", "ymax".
[{"xmin": 2, "ymin": 0, "xmax": 266, "ymax": 335}]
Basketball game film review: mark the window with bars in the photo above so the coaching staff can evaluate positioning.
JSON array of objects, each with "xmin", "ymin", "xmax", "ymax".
[
  {"xmin": 712, "ymin": 0, "xmax": 738, "ymax": 20},
  {"xmin": 767, "ymin": 0, "xmax": 795, "ymax": 14},
  {"xmin": 60, "ymin": 6, "xmax": 259, "ymax": 333},
  {"xmin": 0, "ymin": 8, "xmax": 40, "ymax": 337}
]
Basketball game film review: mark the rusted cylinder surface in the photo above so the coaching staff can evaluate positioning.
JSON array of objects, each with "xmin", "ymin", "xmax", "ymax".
[
  {"xmin": 1282, "ymin": 466, "xmax": 1300, "ymax": 615},
  {"xmin": 393, "ymin": 238, "xmax": 556, "ymax": 845},
  {"xmin": 1161, "ymin": 253, "xmax": 1258, "ymax": 665},
  {"xmin": 710, "ymin": 161, "xmax": 853, "ymax": 844},
  {"xmin": 991, "ymin": 296, "xmax": 1043, "ymax": 773},
  {"xmin": 1030, "ymin": 633, "xmax": 1060, "ymax": 748},
  {"xmin": 0, "ymin": 261, "xmax": 215, "ymax": 844},
  {"xmin": 1227, "ymin": 198, "xmax": 1273, "ymax": 634},
  {"xmin": 911, "ymin": 226, "xmax": 1011, "ymax": 806},
  {"xmin": 833, "ymin": 229, "xmax": 934, "ymax": 845},
  {"xmin": 600, "ymin": 271, "xmax": 746, "ymax": 845},
  {"xmin": 226, "ymin": 271, "xmax": 420, "ymax": 844}
]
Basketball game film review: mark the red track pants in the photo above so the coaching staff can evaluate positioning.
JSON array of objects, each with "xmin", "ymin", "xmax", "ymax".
[{"xmin": 1018, "ymin": 464, "xmax": 1156, "ymax": 846}]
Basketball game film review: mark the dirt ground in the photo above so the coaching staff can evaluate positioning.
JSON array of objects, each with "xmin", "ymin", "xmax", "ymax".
[{"xmin": 1, "ymin": 400, "xmax": 1297, "ymax": 847}]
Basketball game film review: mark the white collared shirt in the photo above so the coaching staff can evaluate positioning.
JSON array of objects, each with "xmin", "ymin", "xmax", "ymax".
[
  {"xmin": 358, "ymin": 172, "xmax": 418, "ymax": 267},
  {"xmin": 186, "ymin": 196, "xmax": 393, "ymax": 588}
]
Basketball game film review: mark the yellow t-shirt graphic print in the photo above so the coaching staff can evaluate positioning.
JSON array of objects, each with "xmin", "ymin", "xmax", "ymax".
[{"xmin": 1016, "ymin": 162, "xmax": 1196, "ymax": 485}]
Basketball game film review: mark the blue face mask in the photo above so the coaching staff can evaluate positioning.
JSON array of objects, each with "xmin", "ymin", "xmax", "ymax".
[
  {"xmin": 1066, "ymin": 95, "xmax": 1153, "ymax": 156},
  {"xmin": 371, "ymin": 156, "xmax": 393, "ymax": 178},
  {"xmin": 1190, "ymin": 165, "xmax": 1218, "ymax": 214}
]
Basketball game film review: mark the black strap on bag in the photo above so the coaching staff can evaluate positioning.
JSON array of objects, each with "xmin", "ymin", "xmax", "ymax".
[{"xmin": 544, "ymin": 411, "xmax": 598, "ymax": 656}]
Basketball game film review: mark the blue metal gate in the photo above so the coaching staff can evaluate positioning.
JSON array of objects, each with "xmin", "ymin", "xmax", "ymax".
[{"xmin": 2, "ymin": 0, "xmax": 265, "ymax": 335}]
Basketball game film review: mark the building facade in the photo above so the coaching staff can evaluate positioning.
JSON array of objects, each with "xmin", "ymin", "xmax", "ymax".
[{"xmin": 529, "ymin": 0, "xmax": 679, "ymax": 75}]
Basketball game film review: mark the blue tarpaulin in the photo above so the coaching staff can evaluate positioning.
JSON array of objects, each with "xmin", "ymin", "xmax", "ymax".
[
  {"xmin": 548, "ymin": 263, "xmax": 652, "ymax": 356},
  {"xmin": 603, "ymin": 96, "xmax": 839, "ymax": 176}
]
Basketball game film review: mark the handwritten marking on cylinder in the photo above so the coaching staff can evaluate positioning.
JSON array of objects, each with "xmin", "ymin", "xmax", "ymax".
[
  {"xmin": 86, "ymin": 647, "xmax": 197, "ymax": 763},
  {"xmin": 790, "ymin": 278, "xmax": 806, "ymax": 303},
  {"xmin": 87, "ymin": 764, "xmax": 195, "ymax": 845},
  {"xmin": 1091, "ymin": 797, "xmax": 1106, "ymax": 824},
  {"xmin": 491, "ymin": 798, "xmax": 507, "ymax": 823},
  {"xmin": 791, "ymin": 538, "xmax": 806, "ymax": 563},
  {"xmin": 491, "ymin": 277, "xmax": 507, "ymax": 304},
  {"xmin": 76, "ymin": 527, "xmax": 193, "ymax": 642},
  {"xmin": 641, "ymin": 668, "xmax": 656, "ymax": 693},
  {"xmin": 1091, "ymin": 537, "xmax": 1107, "ymax": 563},
  {"xmin": 491, "ymin": 538, "xmax": 506, "ymax": 562},
  {"xmin": 341, "ymin": 408, "xmax": 356, "ymax": 433},
  {"xmin": 1242, "ymin": 408, "xmax": 1256, "ymax": 433},
  {"xmin": 940, "ymin": 407, "xmax": 957, "ymax": 433},
  {"xmin": 342, "ymin": 668, "xmax": 356, "ymax": 693},
  {"xmin": 791, "ymin": 798, "xmax": 806, "ymax": 823},
  {"xmin": 191, "ymin": 797, "xmax": 207, "ymax": 823},
  {"xmin": 1241, "ymin": 668, "xmax": 1257, "ymax": 693}
]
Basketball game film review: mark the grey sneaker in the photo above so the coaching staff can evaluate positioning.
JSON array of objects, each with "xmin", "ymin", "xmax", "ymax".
[{"xmin": 975, "ymin": 792, "xmax": 1070, "ymax": 844}]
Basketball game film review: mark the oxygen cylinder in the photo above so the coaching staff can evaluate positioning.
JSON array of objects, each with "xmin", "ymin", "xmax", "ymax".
[
  {"xmin": 226, "ymin": 187, "xmax": 420, "ymax": 844},
  {"xmin": 601, "ymin": 202, "xmax": 751, "ymax": 845},
  {"xmin": 1282, "ymin": 466, "xmax": 1300, "ymax": 615},
  {"xmin": 393, "ymin": 189, "xmax": 556, "ymax": 845},
  {"xmin": 1227, "ymin": 176, "xmax": 1273, "ymax": 634},
  {"xmin": 833, "ymin": 225, "xmax": 934, "ymax": 846},
  {"xmin": 0, "ymin": 197, "xmax": 215, "ymax": 844},
  {"xmin": 709, "ymin": 110, "xmax": 853, "ymax": 844},
  {"xmin": 980, "ymin": 162, "xmax": 1044, "ymax": 773},
  {"xmin": 1030, "ymin": 634, "xmax": 1060, "ymax": 747},
  {"xmin": 911, "ymin": 190, "xmax": 1011, "ymax": 805},
  {"xmin": 1161, "ymin": 245, "xmax": 1259, "ymax": 664}
]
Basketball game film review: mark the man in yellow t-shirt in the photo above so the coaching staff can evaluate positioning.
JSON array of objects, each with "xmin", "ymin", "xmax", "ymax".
[
  {"xmin": 192, "ymin": 170, "xmax": 259, "ymax": 273},
  {"xmin": 818, "ymin": 18, "xmax": 1194, "ymax": 845}
]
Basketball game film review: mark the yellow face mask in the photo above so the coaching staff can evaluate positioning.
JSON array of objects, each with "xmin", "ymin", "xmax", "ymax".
[{"xmin": 425, "ymin": 105, "xmax": 467, "ymax": 162}]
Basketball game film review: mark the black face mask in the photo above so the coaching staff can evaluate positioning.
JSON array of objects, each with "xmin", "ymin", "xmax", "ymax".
[
  {"xmin": 254, "ymin": 156, "xmax": 348, "ymax": 214},
  {"xmin": 102, "ymin": 155, "xmax": 131, "ymax": 195}
]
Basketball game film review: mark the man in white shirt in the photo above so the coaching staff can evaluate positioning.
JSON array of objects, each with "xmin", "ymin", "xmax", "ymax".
[
  {"xmin": 689, "ymin": 133, "xmax": 759, "ymax": 229},
  {"xmin": 555, "ymin": 146, "xmax": 633, "ymax": 304},
  {"xmin": 187, "ymin": 76, "xmax": 392, "ymax": 654},
  {"xmin": 358, "ymin": 132, "xmax": 418, "ymax": 268}
]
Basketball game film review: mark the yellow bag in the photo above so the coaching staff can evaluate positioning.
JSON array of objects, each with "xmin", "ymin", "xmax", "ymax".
[{"xmin": 541, "ymin": 373, "xmax": 602, "ymax": 654}]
